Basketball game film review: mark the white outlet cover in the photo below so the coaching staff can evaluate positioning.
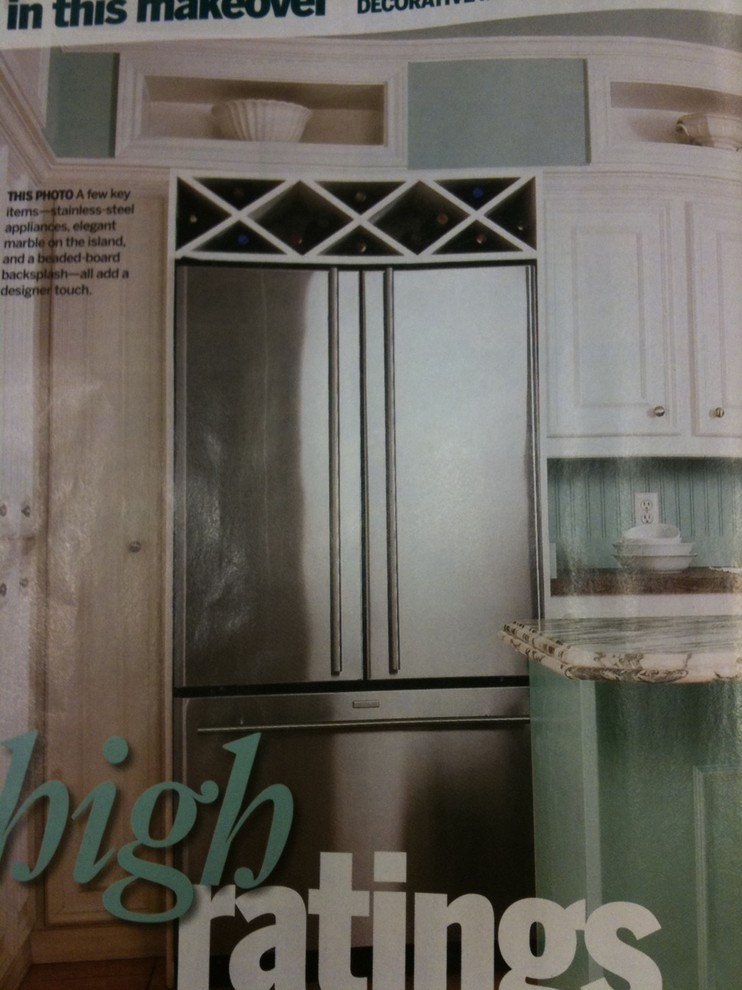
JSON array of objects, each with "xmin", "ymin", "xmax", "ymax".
[{"xmin": 634, "ymin": 492, "xmax": 660, "ymax": 526}]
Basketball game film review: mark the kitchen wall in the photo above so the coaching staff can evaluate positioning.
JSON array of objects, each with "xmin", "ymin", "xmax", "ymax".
[
  {"xmin": 45, "ymin": 50, "xmax": 118, "ymax": 157},
  {"xmin": 549, "ymin": 458, "xmax": 742, "ymax": 572},
  {"xmin": 407, "ymin": 58, "xmax": 587, "ymax": 168},
  {"xmin": 390, "ymin": 9, "xmax": 742, "ymax": 50}
]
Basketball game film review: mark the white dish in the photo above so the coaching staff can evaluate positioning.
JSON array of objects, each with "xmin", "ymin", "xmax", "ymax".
[
  {"xmin": 613, "ymin": 541, "xmax": 695, "ymax": 556},
  {"xmin": 621, "ymin": 523, "xmax": 681, "ymax": 544},
  {"xmin": 614, "ymin": 552, "xmax": 696, "ymax": 572}
]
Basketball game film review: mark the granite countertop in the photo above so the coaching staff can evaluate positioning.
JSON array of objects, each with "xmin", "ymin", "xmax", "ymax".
[
  {"xmin": 551, "ymin": 567, "xmax": 742, "ymax": 597},
  {"xmin": 501, "ymin": 615, "xmax": 742, "ymax": 683}
]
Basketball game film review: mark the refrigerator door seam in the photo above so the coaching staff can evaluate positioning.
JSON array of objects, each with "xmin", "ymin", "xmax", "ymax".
[{"xmin": 328, "ymin": 267, "xmax": 342, "ymax": 676}]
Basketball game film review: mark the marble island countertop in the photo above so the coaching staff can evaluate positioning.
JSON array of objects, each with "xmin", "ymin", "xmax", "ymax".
[{"xmin": 501, "ymin": 615, "xmax": 742, "ymax": 683}]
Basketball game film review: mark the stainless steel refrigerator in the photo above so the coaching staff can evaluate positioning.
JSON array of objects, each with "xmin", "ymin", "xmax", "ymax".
[{"xmin": 173, "ymin": 262, "xmax": 540, "ymax": 967}]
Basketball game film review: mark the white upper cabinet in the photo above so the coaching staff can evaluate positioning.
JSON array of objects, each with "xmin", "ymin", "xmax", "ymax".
[
  {"xmin": 688, "ymin": 199, "xmax": 742, "ymax": 440},
  {"xmin": 544, "ymin": 181, "xmax": 688, "ymax": 452},
  {"xmin": 544, "ymin": 174, "xmax": 742, "ymax": 457}
]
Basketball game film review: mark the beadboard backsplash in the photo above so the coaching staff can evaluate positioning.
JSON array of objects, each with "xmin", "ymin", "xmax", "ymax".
[{"xmin": 548, "ymin": 458, "xmax": 742, "ymax": 572}]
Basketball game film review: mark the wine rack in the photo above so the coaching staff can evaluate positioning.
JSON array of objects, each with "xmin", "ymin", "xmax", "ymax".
[{"xmin": 174, "ymin": 173, "xmax": 538, "ymax": 263}]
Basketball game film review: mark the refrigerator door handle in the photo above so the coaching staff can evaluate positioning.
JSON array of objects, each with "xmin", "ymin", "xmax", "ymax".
[
  {"xmin": 329, "ymin": 268, "xmax": 342, "ymax": 676},
  {"xmin": 383, "ymin": 269, "xmax": 401, "ymax": 675}
]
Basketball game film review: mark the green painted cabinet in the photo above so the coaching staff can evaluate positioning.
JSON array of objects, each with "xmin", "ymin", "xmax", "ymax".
[{"xmin": 530, "ymin": 662, "xmax": 742, "ymax": 989}]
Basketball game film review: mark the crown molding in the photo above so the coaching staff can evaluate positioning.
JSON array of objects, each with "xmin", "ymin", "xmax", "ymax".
[
  {"xmin": 543, "ymin": 163, "xmax": 742, "ymax": 197},
  {"xmin": 71, "ymin": 32, "xmax": 742, "ymax": 69}
]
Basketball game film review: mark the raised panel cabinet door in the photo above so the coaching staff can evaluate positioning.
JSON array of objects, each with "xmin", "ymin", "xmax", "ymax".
[
  {"xmin": 545, "ymin": 193, "xmax": 687, "ymax": 439},
  {"xmin": 44, "ymin": 193, "xmax": 166, "ymax": 935},
  {"xmin": 688, "ymin": 200, "xmax": 742, "ymax": 439}
]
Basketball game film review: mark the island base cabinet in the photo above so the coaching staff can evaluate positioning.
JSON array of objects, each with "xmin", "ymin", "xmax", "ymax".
[{"xmin": 529, "ymin": 662, "xmax": 742, "ymax": 990}]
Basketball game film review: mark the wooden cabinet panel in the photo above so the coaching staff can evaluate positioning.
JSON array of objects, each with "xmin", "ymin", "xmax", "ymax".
[{"xmin": 43, "ymin": 192, "xmax": 166, "ymax": 930}]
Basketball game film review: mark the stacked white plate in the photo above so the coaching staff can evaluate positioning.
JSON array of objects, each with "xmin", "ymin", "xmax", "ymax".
[{"xmin": 613, "ymin": 524, "xmax": 696, "ymax": 572}]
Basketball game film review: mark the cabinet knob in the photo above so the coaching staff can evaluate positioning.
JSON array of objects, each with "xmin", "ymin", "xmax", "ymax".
[
  {"xmin": 652, "ymin": 405, "xmax": 666, "ymax": 418},
  {"xmin": 712, "ymin": 406, "xmax": 725, "ymax": 418}
]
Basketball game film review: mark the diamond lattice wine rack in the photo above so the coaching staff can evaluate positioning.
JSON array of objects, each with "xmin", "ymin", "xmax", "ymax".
[{"xmin": 173, "ymin": 174, "xmax": 537, "ymax": 263}]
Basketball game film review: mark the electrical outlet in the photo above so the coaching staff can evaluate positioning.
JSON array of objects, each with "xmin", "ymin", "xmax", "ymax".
[{"xmin": 634, "ymin": 492, "xmax": 660, "ymax": 526}]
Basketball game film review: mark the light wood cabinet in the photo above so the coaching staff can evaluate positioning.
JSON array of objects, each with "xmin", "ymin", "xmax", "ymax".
[
  {"xmin": 544, "ymin": 174, "xmax": 742, "ymax": 457},
  {"xmin": 36, "ymin": 188, "xmax": 167, "ymax": 962}
]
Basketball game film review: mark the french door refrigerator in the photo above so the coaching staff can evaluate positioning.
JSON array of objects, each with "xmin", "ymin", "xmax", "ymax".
[{"xmin": 173, "ymin": 261, "xmax": 540, "ymax": 966}]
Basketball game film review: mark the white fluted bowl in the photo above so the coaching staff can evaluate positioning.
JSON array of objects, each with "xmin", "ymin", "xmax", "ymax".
[
  {"xmin": 212, "ymin": 99, "xmax": 312, "ymax": 143},
  {"xmin": 675, "ymin": 112, "xmax": 742, "ymax": 151}
]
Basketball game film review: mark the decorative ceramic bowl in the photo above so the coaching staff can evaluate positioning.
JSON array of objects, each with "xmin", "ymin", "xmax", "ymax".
[
  {"xmin": 212, "ymin": 99, "xmax": 312, "ymax": 143},
  {"xmin": 675, "ymin": 112, "xmax": 742, "ymax": 151}
]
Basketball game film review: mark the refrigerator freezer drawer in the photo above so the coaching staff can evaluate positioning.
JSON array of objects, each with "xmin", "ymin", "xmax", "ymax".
[
  {"xmin": 186, "ymin": 684, "xmax": 530, "ymax": 732},
  {"xmin": 175, "ymin": 688, "xmax": 534, "ymax": 953}
]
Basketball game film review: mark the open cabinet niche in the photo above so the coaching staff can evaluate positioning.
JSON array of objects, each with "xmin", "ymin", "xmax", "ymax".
[
  {"xmin": 587, "ymin": 48, "xmax": 742, "ymax": 169},
  {"xmin": 115, "ymin": 44, "xmax": 407, "ymax": 167}
]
